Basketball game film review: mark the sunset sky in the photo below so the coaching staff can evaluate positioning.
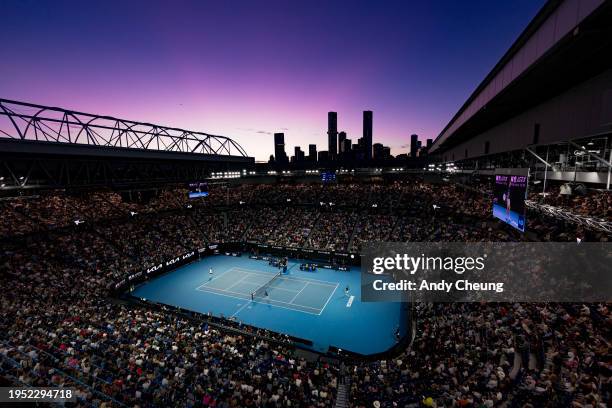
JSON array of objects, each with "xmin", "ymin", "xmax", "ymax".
[{"xmin": 1, "ymin": 0, "xmax": 544, "ymax": 161}]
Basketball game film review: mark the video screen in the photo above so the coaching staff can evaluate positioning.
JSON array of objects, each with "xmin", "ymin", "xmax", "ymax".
[
  {"xmin": 321, "ymin": 171, "xmax": 336, "ymax": 183},
  {"xmin": 188, "ymin": 182, "xmax": 209, "ymax": 198},
  {"xmin": 492, "ymin": 173, "xmax": 527, "ymax": 232}
]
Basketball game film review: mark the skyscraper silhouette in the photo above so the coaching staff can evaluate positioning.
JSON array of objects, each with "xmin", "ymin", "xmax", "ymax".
[
  {"xmin": 363, "ymin": 111, "xmax": 373, "ymax": 161},
  {"xmin": 338, "ymin": 131, "xmax": 347, "ymax": 153},
  {"xmin": 327, "ymin": 112, "xmax": 338, "ymax": 159},
  {"xmin": 274, "ymin": 133, "xmax": 288, "ymax": 163},
  {"xmin": 410, "ymin": 134, "xmax": 419, "ymax": 158},
  {"xmin": 308, "ymin": 144, "xmax": 317, "ymax": 162}
]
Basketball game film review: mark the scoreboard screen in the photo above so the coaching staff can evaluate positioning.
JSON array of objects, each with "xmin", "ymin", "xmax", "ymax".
[
  {"xmin": 188, "ymin": 182, "xmax": 209, "ymax": 198},
  {"xmin": 321, "ymin": 171, "xmax": 336, "ymax": 183},
  {"xmin": 492, "ymin": 171, "xmax": 527, "ymax": 232}
]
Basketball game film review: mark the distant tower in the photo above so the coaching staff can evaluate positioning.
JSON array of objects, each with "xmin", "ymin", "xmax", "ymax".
[
  {"xmin": 342, "ymin": 138, "xmax": 352, "ymax": 154},
  {"xmin": 373, "ymin": 143, "xmax": 384, "ymax": 160},
  {"xmin": 308, "ymin": 144, "xmax": 317, "ymax": 162},
  {"xmin": 382, "ymin": 146, "xmax": 391, "ymax": 158},
  {"xmin": 294, "ymin": 146, "xmax": 305, "ymax": 162},
  {"xmin": 363, "ymin": 111, "xmax": 373, "ymax": 161},
  {"xmin": 274, "ymin": 133, "xmax": 288, "ymax": 163},
  {"xmin": 338, "ymin": 131, "xmax": 347, "ymax": 153},
  {"xmin": 327, "ymin": 112, "xmax": 338, "ymax": 159},
  {"xmin": 426, "ymin": 138, "xmax": 433, "ymax": 149},
  {"xmin": 410, "ymin": 134, "xmax": 419, "ymax": 158}
]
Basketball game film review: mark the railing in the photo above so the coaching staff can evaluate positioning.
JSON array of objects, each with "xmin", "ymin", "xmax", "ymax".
[
  {"xmin": 0, "ymin": 98, "xmax": 249, "ymax": 157},
  {"xmin": 525, "ymin": 200, "xmax": 612, "ymax": 234}
]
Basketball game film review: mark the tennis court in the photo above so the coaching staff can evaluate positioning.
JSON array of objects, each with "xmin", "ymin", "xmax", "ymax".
[
  {"xmin": 196, "ymin": 267, "xmax": 338, "ymax": 315},
  {"xmin": 131, "ymin": 255, "xmax": 407, "ymax": 355}
]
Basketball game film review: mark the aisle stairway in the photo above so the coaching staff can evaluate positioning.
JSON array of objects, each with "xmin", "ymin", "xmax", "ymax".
[
  {"xmin": 335, "ymin": 381, "xmax": 349, "ymax": 408},
  {"xmin": 335, "ymin": 364, "xmax": 350, "ymax": 408}
]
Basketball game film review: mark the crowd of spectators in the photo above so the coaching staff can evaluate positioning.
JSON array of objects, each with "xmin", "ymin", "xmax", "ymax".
[
  {"xmin": 349, "ymin": 302, "xmax": 609, "ymax": 407},
  {"xmin": 0, "ymin": 178, "xmax": 610, "ymax": 407}
]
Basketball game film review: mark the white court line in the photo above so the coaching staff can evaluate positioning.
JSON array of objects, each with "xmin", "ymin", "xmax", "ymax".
[
  {"xmin": 199, "ymin": 271, "xmax": 299, "ymax": 297},
  {"xmin": 196, "ymin": 268, "xmax": 338, "ymax": 316},
  {"xmin": 318, "ymin": 282, "xmax": 339, "ymax": 315},
  {"xmin": 195, "ymin": 267, "xmax": 247, "ymax": 290},
  {"xmin": 225, "ymin": 273, "xmax": 255, "ymax": 291},
  {"xmin": 231, "ymin": 267, "xmax": 338, "ymax": 288},
  {"xmin": 196, "ymin": 285, "xmax": 322, "ymax": 312},
  {"xmin": 232, "ymin": 267, "xmax": 338, "ymax": 287},
  {"xmin": 288, "ymin": 282, "xmax": 309, "ymax": 304},
  {"xmin": 196, "ymin": 285, "xmax": 322, "ymax": 315},
  {"xmin": 231, "ymin": 300, "xmax": 252, "ymax": 318},
  {"xmin": 241, "ymin": 280, "xmax": 300, "ymax": 294}
]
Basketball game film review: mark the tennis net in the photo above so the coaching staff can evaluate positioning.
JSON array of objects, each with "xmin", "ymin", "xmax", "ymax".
[{"xmin": 251, "ymin": 271, "xmax": 282, "ymax": 300}]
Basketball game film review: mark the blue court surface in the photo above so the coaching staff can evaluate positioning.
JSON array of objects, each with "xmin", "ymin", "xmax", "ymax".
[{"xmin": 132, "ymin": 255, "xmax": 407, "ymax": 355}]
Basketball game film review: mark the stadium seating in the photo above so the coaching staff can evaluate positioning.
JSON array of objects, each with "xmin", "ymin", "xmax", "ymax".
[{"xmin": 0, "ymin": 180, "xmax": 609, "ymax": 407}]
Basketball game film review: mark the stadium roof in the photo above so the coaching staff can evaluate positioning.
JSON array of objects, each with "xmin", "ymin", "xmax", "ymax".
[
  {"xmin": 430, "ymin": 0, "xmax": 611, "ymax": 154},
  {"xmin": 0, "ymin": 98, "xmax": 252, "ymax": 162}
]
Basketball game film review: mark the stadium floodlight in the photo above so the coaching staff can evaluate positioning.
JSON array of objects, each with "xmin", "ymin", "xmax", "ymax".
[
  {"xmin": 239, "ymin": 201, "xmax": 245, "ymax": 205},
  {"xmin": 287, "ymin": 198, "xmax": 291, "ymax": 202},
  {"xmin": 432, "ymin": 204, "xmax": 440, "ymax": 210},
  {"xmin": 319, "ymin": 201, "xmax": 324, "ymax": 206},
  {"xmin": 130, "ymin": 211, "xmax": 137, "ymax": 216},
  {"xmin": 372, "ymin": 203, "xmax": 378, "ymax": 208},
  {"xmin": 74, "ymin": 219, "xmax": 84, "ymax": 225},
  {"xmin": 186, "ymin": 204, "xmax": 192, "ymax": 209}
]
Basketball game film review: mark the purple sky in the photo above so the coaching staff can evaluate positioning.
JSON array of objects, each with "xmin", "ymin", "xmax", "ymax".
[{"xmin": 1, "ymin": 0, "xmax": 544, "ymax": 161}]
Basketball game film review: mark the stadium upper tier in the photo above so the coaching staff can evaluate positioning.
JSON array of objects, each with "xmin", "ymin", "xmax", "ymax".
[{"xmin": 2, "ymin": 181, "xmax": 610, "ymax": 246}]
